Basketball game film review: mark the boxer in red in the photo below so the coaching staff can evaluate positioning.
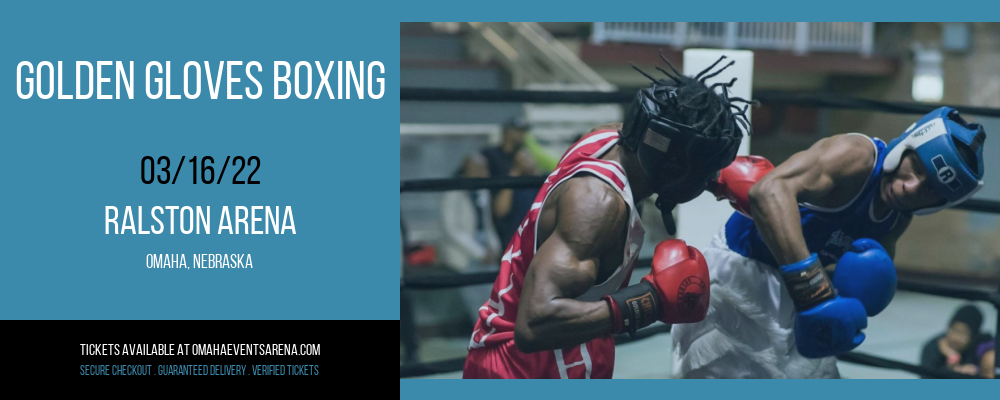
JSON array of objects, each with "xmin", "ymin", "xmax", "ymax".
[{"xmin": 462, "ymin": 54, "xmax": 754, "ymax": 378}]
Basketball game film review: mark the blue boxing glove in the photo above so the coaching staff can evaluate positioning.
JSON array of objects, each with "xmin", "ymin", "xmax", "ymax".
[
  {"xmin": 832, "ymin": 239, "xmax": 897, "ymax": 317},
  {"xmin": 780, "ymin": 253, "xmax": 868, "ymax": 358}
]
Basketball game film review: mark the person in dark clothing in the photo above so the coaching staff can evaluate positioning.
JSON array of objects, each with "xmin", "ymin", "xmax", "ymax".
[
  {"xmin": 920, "ymin": 304, "xmax": 994, "ymax": 378},
  {"xmin": 481, "ymin": 116, "xmax": 539, "ymax": 245}
]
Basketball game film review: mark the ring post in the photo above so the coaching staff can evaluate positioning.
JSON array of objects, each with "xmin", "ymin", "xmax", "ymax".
[{"xmin": 674, "ymin": 49, "xmax": 754, "ymax": 249}]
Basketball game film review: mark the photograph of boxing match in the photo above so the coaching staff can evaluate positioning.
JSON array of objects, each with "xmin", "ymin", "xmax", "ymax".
[{"xmin": 400, "ymin": 22, "xmax": 998, "ymax": 379}]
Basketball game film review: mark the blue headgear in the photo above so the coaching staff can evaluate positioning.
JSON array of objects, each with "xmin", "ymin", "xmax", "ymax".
[{"xmin": 883, "ymin": 107, "xmax": 986, "ymax": 215}]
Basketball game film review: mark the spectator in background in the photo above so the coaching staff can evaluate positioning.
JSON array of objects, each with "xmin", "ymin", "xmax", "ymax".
[
  {"xmin": 482, "ymin": 116, "xmax": 540, "ymax": 244},
  {"xmin": 920, "ymin": 304, "xmax": 994, "ymax": 378},
  {"xmin": 439, "ymin": 154, "xmax": 503, "ymax": 322}
]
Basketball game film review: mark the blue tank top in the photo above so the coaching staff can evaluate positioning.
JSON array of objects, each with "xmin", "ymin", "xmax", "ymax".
[{"xmin": 725, "ymin": 134, "xmax": 904, "ymax": 267}]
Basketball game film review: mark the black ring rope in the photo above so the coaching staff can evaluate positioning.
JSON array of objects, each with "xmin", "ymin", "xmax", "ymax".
[
  {"xmin": 401, "ymin": 176, "xmax": 546, "ymax": 192},
  {"xmin": 897, "ymin": 280, "xmax": 1000, "ymax": 305},
  {"xmin": 401, "ymin": 176, "xmax": 1000, "ymax": 215},
  {"xmin": 401, "ymin": 87, "xmax": 1000, "ymax": 118},
  {"xmin": 403, "ymin": 266, "xmax": 1000, "ymax": 307},
  {"xmin": 399, "ymin": 343, "xmax": 981, "ymax": 379},
  {"xmin": 951, "ymin": 199, "xmax": 1000, "ymax": 215},
  {"xmin": 403, "ymin": 260, "xmax": 653, "ymax": 290},
  {"xmin": 400, "ymin": 324, "xmax": 671, "ymax": 379},
  {"xmin": 404, "ymin": 271, "xmax": 499, "ymax": 289},
  {"xmin": 836, "ymin": 352, "xmax": 986, "ymax": 379}
]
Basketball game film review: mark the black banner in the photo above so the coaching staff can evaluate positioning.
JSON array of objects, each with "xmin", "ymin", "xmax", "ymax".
[{"xmin": 7, "ymin": 321, "xmax": 373, "ymax": 385}]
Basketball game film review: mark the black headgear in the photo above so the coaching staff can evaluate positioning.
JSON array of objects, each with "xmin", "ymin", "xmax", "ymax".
[{"xmin": 620, "ymin": 53, "xmax": 752, "ymax": 235}]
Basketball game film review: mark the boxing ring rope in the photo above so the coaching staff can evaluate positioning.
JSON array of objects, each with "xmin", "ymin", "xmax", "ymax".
[
  {"xmin": 402, "ymin": 262, "xmax": 1000, "ymax": 303},
  {"xmin": 400, "ymin": 176, "xmax": 1000, "ymax": 215},
  {"xmin": 836, "ymin": 352, "xmax": 987, "ymax": 379},
  {"xmin": 401, "ymin": 88, "xmax": 1000, "ymax": 118},
  {"xmin": 399, "ymin": 324, "xmax": 674, "ymax": 379},
  {"xmin": 400, "ymin": 88, "xmax": 1000, "ymax": 379},
  {"xmin": 400, "ymin": 176, "xmax": 547, "ymax": 193}
]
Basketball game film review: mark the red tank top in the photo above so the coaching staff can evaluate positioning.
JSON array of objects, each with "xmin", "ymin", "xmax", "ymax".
[{"xmin": 468, "ymin": 130, "xmax": 645, "ymax": 349}]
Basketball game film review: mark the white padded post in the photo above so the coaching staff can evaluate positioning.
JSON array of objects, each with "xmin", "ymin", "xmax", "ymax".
[{"xmin": 673, "ymin": 49, "xmax": 753, "ymax": 250}]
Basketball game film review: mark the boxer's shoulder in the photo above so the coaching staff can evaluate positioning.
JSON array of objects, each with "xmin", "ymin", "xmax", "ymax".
[
  {"xmin": 789, "ymin": 134, "xmax": 876, "ymax": 201},
  {"xmin": 540, "ymin": 176, "xmax": 628, "ymax": 249},
  {"xmin": 818, "ymin": 133, "xmax": 877, "ymax": 177},
  {"xmin": 553, "ymin": 177, "xmax": 627, "ymax": 223}
]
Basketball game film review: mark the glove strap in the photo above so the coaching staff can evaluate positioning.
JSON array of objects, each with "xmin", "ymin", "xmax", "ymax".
[
  {"xmin": 655, "ymin": 197, "xmax": 677, "ymax": 236},
  {"xmin": 780, "ymin": 254, "xmax": 836, "ymax": 312},
  {"xmin": 603, "ymin": 281, "xmax": 660, "ymax": 338}
]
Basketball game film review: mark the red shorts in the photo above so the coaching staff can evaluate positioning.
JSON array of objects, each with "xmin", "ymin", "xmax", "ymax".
[{"xmin": 462, "ymin": 337, "xmax": 615, "ymax": 379}]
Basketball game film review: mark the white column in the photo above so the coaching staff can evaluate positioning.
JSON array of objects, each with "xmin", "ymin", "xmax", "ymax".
[
  {"xmin": 673, "ymin": 49, "xmax": 754, "ymax": 250},
  {"xmin": 794, "ymin": 22, "xmax": 809, "ymax": 55},
  {"xmin": 724, "ymin": 22, "xmax": 738, "ymax": 49},
  {"xmin": 673, "ymin": 22, "xmax": 688, "ymax": 49},
  {"xmin": 861, "ymin": 22, "xmax": 874, "ymax": 57},
  {"xmin": 592, "ymin": 22, "xmax": 606, "ymax": 45}
]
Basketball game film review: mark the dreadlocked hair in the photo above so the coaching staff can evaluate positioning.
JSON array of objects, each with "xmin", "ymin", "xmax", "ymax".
[{"xmin": 630, "ymin": 50, "xmax": 757, "ymax": 139}]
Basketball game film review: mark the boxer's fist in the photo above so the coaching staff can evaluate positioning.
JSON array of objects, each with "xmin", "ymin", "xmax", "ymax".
[
  {"xmin": 833, "ymin": 239, "xmax": 897, "ymax": 316},
  {"xmin": 708, "ymin": 155, "xmax": 774, "ymax": 218},
  {"xmin": 603, "ymin": 240, "xmax": 709, "ymax": 337},
  {"xmin": 780, "ymin": 253, "xmax": 868, "ymax": 358},
  {"xmin": 794, "ymin": 296, "xmax": 868, "ymax": 358}
]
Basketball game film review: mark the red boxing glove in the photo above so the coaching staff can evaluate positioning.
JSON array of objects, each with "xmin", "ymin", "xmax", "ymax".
[
  {"xmin": 643, "ymin": 239, "xmax": 710, "ymax": 324},
  {"xmin": 603, "ymin": 240, "xmax": 710, "ymax": 337},
  {"xmin": 708, "ymin": 155, "xmax": 774, "ymax": 218}
]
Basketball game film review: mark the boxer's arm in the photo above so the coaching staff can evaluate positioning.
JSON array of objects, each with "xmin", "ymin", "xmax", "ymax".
[
  {"xmin": 514, "ymin": 178, "xmax": 626, "ymax": 353},
  {"xmin": 748, "ymin": 134, "xmax": 874, "ymax": 266}
]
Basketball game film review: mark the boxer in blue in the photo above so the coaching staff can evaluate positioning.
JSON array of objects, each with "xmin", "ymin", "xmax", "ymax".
[{"xmin": 671, "ymin": 107, "xmax": 987, "ymax": 378}]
